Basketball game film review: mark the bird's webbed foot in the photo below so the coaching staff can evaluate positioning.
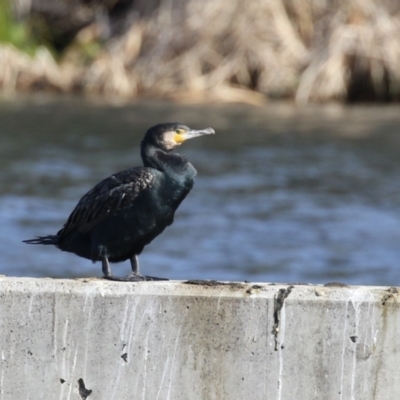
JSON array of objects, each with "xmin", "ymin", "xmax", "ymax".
[
  {"xmin": 103, "ymin": 272, "xmax": 168, "ymax": 282},
  {"xmin": 101, "ymin": 256, "xmax": 168, "ymax": 282},
  {"xmin": 103, "ymin": 273, "xmax": 145, "ymax": 281}
]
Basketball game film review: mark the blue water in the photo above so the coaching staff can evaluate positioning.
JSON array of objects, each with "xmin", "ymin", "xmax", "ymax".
[{"xmin": 2, "ymin": 96, "xmax": 400, "ymax": 285}]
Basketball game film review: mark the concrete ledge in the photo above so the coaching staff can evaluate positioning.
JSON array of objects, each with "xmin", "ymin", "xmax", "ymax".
[{"xmin": 0, "ymin": 277, "xmax": 399, "ymax": 399}]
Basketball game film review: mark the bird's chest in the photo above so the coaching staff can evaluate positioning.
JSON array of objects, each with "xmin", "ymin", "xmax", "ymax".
[
  {"xmin": 121, "ymin": 168, "xmax": 194, "ymax": 228},
  {"xmin": 162, "ymin": 173, "xmax": 194, "ymax": 207},
  {"xmin": 126, "ymin": 181, "xmax": 184, "ymax": 225}
]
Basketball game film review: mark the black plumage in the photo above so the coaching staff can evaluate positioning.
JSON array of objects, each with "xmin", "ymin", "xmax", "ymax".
[{"xmin": 24, "ymin": 123, "xmax": 215, "ymax": 281}]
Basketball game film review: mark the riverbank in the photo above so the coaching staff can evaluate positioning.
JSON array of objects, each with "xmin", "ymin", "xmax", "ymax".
[{"xmin": 1, "ymin": 0, "xmax": 400, "ymax": 104}]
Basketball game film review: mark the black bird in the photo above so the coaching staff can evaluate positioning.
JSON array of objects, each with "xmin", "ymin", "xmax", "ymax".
[{"xmin": 24, "ymin": 123, "xmax": 215, "ymax": 281}]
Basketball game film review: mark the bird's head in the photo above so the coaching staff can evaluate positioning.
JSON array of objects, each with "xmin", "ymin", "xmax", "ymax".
[{"xmin": 143, "ymin": 123, "xmax": 215, "ymax": 151}]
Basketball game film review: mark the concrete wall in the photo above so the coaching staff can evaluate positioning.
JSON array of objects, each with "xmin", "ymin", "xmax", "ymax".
[{"xmin": 0, "ymin": 277, "xmax": 399, "ymax": 400}]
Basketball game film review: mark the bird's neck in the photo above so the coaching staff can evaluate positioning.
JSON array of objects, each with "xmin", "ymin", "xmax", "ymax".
[
  {"xmin": 141, "ymin": 145, "xmax": 186, "ymax": 174},
  {"xmin": 141, "ymin": 144, "xmax": 197, "ymax": 204}
]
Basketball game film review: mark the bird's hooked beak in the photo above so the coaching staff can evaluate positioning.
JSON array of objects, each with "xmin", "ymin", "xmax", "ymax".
[{"xmin": 174, "ymin": 127, "xmax": 215, "ymax": 144}]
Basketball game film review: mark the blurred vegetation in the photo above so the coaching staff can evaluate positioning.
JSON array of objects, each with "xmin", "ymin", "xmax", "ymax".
[
  {"xmin": 1, "ymin": 0, "xmax": 400, "ymax": 104},
  {"xmin": 0, "ymin": 0, "xmax": 31, "ymax": 54},
  {"xmin": 0, "ymin": 0, "xmax": 49, "ymax": 56}
]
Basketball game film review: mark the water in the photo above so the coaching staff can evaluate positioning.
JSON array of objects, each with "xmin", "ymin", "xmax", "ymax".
[{"xmin": 2, "ymin": 95, "xmax": 400, "ymax": 285}]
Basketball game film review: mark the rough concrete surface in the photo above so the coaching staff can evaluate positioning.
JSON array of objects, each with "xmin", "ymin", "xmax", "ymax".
[{"xmin": 0, "ymin": 277, "xmax": 399, "ymax": 399}]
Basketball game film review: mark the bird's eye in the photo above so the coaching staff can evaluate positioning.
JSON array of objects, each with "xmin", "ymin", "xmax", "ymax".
[{"xmin": 175, "ymin": 128, "xmax": 183, "ymax": 134}]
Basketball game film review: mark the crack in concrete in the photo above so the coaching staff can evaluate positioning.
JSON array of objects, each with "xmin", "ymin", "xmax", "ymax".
[{"xmin": 272, "ymin": 286, "xmax": 294, "ymax": 351}]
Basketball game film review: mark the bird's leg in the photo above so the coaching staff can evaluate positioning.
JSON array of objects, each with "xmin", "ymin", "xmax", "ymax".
[
  {"xmin": 125, "ymin": 255, "xmax": 165, "ymax": 281},
  {"xmin": 130, "ymin": 254, "xmax": 140, "ymax": 274},
  {"xmin": 102, "ymin": 256, "xmax": 141, "ymax": 281},
  {"xmin": 120, "ymin": 255, "xmax": 147, "ymax": 281},
  {"xmin": 124, "ymin": 255, "xmax": 169, "ymax": 281},
  {"xmin": 102, "ymin": 257, "xmax": 113, "ymax": 278},
  {"xmin": 102, "ymin": 255, "xmax": 168, "ymax": 282}
]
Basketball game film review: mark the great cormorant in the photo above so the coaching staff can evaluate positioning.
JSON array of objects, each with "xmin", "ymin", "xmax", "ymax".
[{"xmin": 23, "ymin": 123, "xmax": 215, "ymax": 281}]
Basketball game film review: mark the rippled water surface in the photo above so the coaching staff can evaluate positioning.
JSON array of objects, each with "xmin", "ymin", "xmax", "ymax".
[{"xmin": 2, "ymin": 96, "xmax": 400, "ymax": 285}]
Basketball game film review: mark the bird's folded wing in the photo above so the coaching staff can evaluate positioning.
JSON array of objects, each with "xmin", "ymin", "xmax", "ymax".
[{"xmin": 58, "ymin": 168, "xmax": 154, "ymax": 239}]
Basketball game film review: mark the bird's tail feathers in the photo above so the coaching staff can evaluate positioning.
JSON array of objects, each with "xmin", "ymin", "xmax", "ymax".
[{"xmin": 23, "ymin": 235, "xmax": 59, "ymax": 245}]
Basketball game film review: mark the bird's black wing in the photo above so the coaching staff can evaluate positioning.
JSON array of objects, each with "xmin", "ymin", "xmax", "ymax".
[{"xmin": 58, "ymin": 168, "xmax": 155, "ymax": 240}]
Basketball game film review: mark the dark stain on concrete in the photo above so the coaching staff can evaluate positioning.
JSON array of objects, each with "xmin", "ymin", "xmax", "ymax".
[
  {"xmin": 246, "ymin": 284, "xmax": 263, "ymax": 294},
  {"xmin": 184, "ymin": 280, "xmax": 246, "ymax": 289},
  {"xmin": 272, "ymin": 286, "xmax": 294, "ymax": 351},
  {"xmin": 350, "ymin": 335, "xmax": 358, "ymax": 343},
  {"xmin": 78, "ymin": 378, "xmax": 92, "ymax": 399},
  {"xmin": 381, "ymin": 287, "xmax": 398, "ymax": 306},
  {"xmin": 324, "ymin": 282, "xmax": 350, "ymax": 288}
]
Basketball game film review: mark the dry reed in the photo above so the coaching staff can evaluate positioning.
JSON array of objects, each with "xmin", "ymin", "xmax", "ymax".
[
  {"xmin": 295, "ymin": 0, "xmax": 400, "ymax": 103},
  {"xmin": 2, "ymin": 0, "xmax": 400, "ymax": 103},
  {"xmin": 0, "ymin": 44, "xmax": 76, "ymax": 93},
  {"xmin": 80, "ymin": 0, "xmax": 309, "ymax": 104}
]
